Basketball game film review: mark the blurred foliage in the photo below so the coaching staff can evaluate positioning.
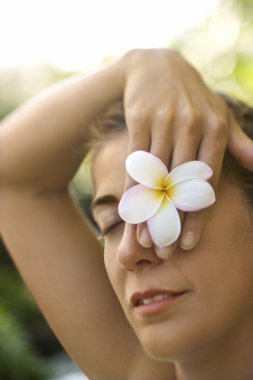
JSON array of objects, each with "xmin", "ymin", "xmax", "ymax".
[
  {"xmin": 0, "ymin": 304, "xmax": 50, "ymax": 380},
  {"xmin": 0, "ymin": 237, "xmax": 66, "ymax": 379},
  {"xmin": 174, "ymin": 0, "xmax": 253, "ymax": 105},
  {"xmin": 0, "ymin": 65, "xmax": 78, "ymax": 120},
  {"xmin": 0, "ymin": 0, "xmax": 253, "ymax": 378}
]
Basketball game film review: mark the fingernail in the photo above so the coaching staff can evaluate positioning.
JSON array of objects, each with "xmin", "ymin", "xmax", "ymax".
[
  {"xmin": 180, "ymin": 231, "xmax": 198, "ymax": 251},
  {"xmin": 155, "ymin": 243, "xmax": 176, "ymax": 259},
  {"xmin": 139, "ymin": 227, "xmax": 153, "ymax": 248},
  {"xmin": 155, "ymin": 247, "xmax": 171, "ymax": 259}
]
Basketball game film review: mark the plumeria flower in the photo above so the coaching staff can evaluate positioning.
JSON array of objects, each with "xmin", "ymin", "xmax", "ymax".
[{"xmin": 118, "ymin": 151, "xmax": 215, "ymax": 249}]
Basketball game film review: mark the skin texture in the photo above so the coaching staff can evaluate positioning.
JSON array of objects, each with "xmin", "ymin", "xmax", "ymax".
[
  {"xmin": 0, "ymin": 49, "xmax": 253, "ymax": 379},
  {"xmin": 93, "ymin": 131, "xmax": 253, "ymax": 380}
]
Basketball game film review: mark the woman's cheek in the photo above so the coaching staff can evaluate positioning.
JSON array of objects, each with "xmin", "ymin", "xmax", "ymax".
[
  {"xmin": 104, "ymin": 244, "xmax": 120, "ymax": 289},
  {"xmin": 104, "ymin": 245, "xmax": 114, "ymax": 279},
  {"xmin": 103, "ymin": 225, "xmax": 125, "ymax": 273},
  {"xmin": 104, "ymin": 242, "xmax": 127, "ymax": 309}
]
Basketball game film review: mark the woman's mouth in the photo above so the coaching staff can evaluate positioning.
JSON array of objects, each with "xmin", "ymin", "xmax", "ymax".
[
  {"xmin": 131, "ymin": 289, "xmax": 188, "ymax": 317},
  {"xmin": 140, "ymin": 293, "xmax": 172, "ymax": 305}
]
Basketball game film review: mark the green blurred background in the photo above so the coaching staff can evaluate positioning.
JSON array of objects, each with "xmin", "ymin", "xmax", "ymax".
[{"xmin": 0, "ymin": 0, "xmax": 252, "ymax": 379}]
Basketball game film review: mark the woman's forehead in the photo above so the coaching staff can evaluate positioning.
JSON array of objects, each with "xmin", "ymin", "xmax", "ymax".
[{"xmin": 93, "ymin": 132, "xmax": 128, "ymax": 198}]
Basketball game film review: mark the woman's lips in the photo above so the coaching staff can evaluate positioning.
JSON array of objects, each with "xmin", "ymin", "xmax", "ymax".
[{"xmin": 130, "ymin": 289, "xmax": 188, "ymax": 317}]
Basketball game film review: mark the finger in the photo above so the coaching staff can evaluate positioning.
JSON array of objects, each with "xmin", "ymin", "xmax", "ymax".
[
  {"xmin": 155, "ymin": 241, "xmax": 178, "ymax": 259},
  {"xmin": 155, "ymin": 209, "xmax": 185, "ymax": 257},
  {"xmin": 137, "ymin": 223, "xmax": 153, "ymax": 248},
  {"xmin": 228, "ymin": 116, "xmax": 253, "ymax": 171},
  {"xmin": 125, "ymin": 107, "xmax": 151, "ymax": 153},
  {"xmin": 149, "ymin": 108, "xmax": 174, "ymax": 167},
  {"xmin": 124, "ymin": 109, "xmax": 151, "ymax": 190},
  {"xmin": 159, "ymin": 111, "xmax": 202, "ymax": 251},
  {"xmin": 151, "ymin": 110, "xmax": 203, "ymax": 252},
  {"xmin": 197, "ymin": 120, "xmax": 228, "ymax": 187},
  {"xmin": 170, "ymin": 108, "xmax": 202, "ymax": 170},
  {"xmin": 170, "ymin": 132, "xmax": 200, "ymax": 171},
  {"xmin": 179, "ymin": 208, "xmax": 209, "ymax": 250},
  {"xmin": 179, "ymin": 125, "xmax": 228, "ymax": 251}
]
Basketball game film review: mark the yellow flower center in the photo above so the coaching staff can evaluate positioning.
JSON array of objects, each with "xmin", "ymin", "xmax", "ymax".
[
  {"xmin": 159, "ymin": 177, "xmax": 175, "ymax": 199},
  {"xmin": 165, "ymin": 185, "xmax": 175, "ymax": 199}
]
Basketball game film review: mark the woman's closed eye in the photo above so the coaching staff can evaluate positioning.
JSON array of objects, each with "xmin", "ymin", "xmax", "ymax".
[
  {"xmin": 95, "ymin": 208, "xmax": 125, "ymax": 237},
  {"xmin": 101, "ymin": 219, "xmax": 124, "ymax": 236}
]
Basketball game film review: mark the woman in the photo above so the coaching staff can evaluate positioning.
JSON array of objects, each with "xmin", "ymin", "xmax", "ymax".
[{"xmin": 0, "ymin": 49, "xmax": 253, "ymax": 380}]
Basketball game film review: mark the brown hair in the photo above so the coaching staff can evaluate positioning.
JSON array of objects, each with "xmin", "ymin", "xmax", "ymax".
[
  {"xmin": 220, "ymin": 94, "xmax": 253, "ymax": 209},
  {"xmin": 88, "ymin": 95, "xmax": 253, "ymax": 210},
  {"xmin": 88, "ymin": 101, "xmax": 125, "ymax": 150}
]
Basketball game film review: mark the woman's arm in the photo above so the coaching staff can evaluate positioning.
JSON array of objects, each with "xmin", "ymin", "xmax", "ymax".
[{"xmin": 0, "ymin": 59, "xmax": 125, "ymax": 192}]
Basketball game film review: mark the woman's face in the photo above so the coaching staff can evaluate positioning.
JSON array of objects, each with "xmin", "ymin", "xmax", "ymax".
[{"xmin": 92, "ymin": 132, "xmax": 253, "ymax": 362}]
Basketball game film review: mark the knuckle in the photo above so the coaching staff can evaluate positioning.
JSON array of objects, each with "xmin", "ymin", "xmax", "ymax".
[
  {"xmin": 127, "ymin": 107, "xmax": 146, "ymax": 126},
  {"xmin": 209, "ymin": 117, "xmax": 228, "ymax": 140},
  {"xmin": 182, "ymin": 108, "xmax": 201, "ymax": 129},
  {"xmin": 155, "ymin": 107, "xmax": 173, "ymax": 125}
]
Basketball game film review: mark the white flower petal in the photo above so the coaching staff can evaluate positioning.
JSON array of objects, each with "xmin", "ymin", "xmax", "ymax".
[
  {"xmin": 165, "ymin": 161, "xmax": 213, "ymax": 188},
  {"xmin": 118, "ymin": 184, "xmax": 164, "ymax": 224},
  {"xmin": 169, "ymin": 179, "xmax": 215, "ymax": 212},
  {"xmin": 147, "ymin": 196, "xmax": 181, "ymax": 248},
  {"xmin": 126, "ymin": 151, "xmax": 168, "ymax": 189}
]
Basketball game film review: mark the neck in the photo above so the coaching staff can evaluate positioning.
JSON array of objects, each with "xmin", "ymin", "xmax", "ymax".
[{"xmin": 174, "ymin": 319, "xmax": 253, "ymax": 380}]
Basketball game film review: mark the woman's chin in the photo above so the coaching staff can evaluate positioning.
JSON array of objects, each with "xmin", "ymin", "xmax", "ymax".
[
  {"xmin": 142, "ymin": 339, "xmax": 182, "ymax": 363},
  {"xmin": 138, "ymin": 327, "xmax": 191, "ymax": 363}
]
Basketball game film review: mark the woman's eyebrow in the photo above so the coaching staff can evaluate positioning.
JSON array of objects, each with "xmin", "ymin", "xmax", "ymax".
[{"xmin": 90, "ymin": 194, "xmax": 119, "ymax": 217}]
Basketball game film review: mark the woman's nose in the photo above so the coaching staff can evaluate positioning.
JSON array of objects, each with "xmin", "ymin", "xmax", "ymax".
[{"xmin": 117, "ymin": 223, "xmax": 162, "ymax": 271}]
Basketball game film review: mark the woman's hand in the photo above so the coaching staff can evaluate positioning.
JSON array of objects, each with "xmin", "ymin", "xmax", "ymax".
[{"xmin": 122, "ymin": 49, "xmax": 253, "ymax": 256}]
